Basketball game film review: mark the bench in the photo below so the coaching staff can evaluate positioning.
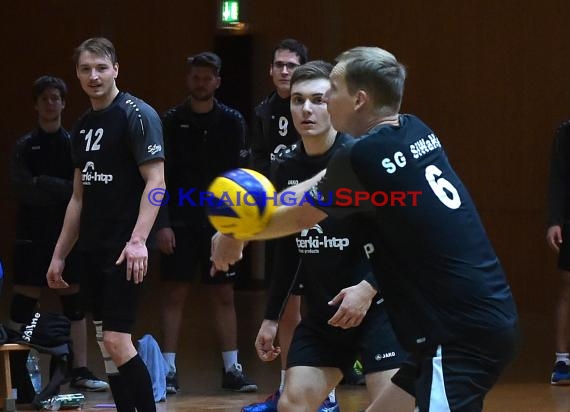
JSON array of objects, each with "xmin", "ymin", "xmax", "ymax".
[{"xmin": 0, "ymin": 344, "xmax": 29, "ymax": 411}]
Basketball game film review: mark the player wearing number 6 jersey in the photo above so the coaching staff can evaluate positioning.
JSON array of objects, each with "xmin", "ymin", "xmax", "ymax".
[{"xmin": 211, "ymin": 46, "xmax": 519, "ymax": 412}]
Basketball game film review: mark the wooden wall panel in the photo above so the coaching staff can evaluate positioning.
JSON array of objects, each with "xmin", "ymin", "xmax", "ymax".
[{"xmin": 2, "ymin": 0, "xmax": 570, "ymax": 314}]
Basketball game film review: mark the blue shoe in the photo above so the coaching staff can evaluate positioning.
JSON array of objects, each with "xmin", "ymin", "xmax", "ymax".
[
  {"xmin": 318, "ymin": 398, "xmax": 340, "ymax": 412},
  {"xmin": 551, "ymin": 361, "xmax": 570, "ymax": 385},
  {"xmin": 241, "ymin": 390, "xmax": 279, "ymax": 412}
]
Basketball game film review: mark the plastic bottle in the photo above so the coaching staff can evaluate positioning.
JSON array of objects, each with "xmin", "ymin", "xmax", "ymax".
[
  {"xmin": 40, "ymin": 393, "xmax": 86, "ymax": 410},
  {"xmin": 27, "ymin": 349, "xmax": 42, "ymax": 393}
]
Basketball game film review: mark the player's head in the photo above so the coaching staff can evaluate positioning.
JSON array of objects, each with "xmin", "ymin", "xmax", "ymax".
[
  {"xmin": 270, "ymin": 38, "xmax": 308, "ymax": 98},
  {"xmin": 326, "ymin": 47, "xmax": 406, "ymax": 135},
  {"xmin": 32, "ymin": 76, "xmax": 66, "ymax": 122},
  {"xmin": 73, "ymin": 37, "xmax": 119, "ymax": 105},
  {"xmin": 289, "ymin": 60, "xmax": 334, "ymax": 140},
  {"xmin": 186, "ymin": 51, "xmax": 221, "ymax": 102}
]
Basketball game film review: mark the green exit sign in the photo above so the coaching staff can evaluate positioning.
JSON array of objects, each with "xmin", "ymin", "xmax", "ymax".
[{"xmin": 221, "ymin": 1, "xmax": 240, "ymax": 23}]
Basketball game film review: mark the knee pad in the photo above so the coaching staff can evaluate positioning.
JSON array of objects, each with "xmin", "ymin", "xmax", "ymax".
[
  {"xmin": 59, "ymin": 293, "xmax": 85, "ymax": 321},
  {"xmin": 10, "ymin": 294, "xmax": 38, "ymax": 323}
]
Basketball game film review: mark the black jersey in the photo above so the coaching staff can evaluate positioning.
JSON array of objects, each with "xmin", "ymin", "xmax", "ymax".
[
  {"xmin": 312, "ymin": 114, "xmax": 517, "ymax": 351},
  {"xmin": 160, "ymin": 99, "xmax": 248, "ymax": 228},
  {"xmin": 10, "ymin": 127, "xmax": 73, "ymax": 244},
  {"xmin": 547, "ymin": 120, "xmax": 570, "ymax": 226},
  {"xmin": 71, "ymin": 92, "xmax": 164, "ymax": 250},
  {"xmin": 251, "ymin": 92, "xmax": 300, "ymax": 176},
  {"xmin": 265, "ymin": 133, "xmax": 377, "ymax": 323}
]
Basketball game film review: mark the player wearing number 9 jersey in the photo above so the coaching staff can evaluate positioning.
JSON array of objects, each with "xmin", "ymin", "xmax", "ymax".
[{"xmin": 250, "ymin": 39, "xmax": 308, "ymax": 176}]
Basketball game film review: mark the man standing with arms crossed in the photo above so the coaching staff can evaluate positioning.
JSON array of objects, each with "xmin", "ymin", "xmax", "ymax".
[
  {"xmin": 47, "ymin": 37, "xmax": 165, "ymax": 412},
  {"xmin": 10, "ymin": 75, "xmax": 108, "ymax": 395},
  {"xmin": 156, "ymin": 52, "xmax": 256, "ymax": 394}
]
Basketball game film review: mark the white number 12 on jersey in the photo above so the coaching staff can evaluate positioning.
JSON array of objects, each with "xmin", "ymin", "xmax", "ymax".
[{"xmin": 84, "ymin": 128, "xmax": 103, "ymax": 151}]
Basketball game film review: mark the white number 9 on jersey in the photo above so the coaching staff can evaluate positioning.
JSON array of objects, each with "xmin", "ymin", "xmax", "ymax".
[{"xmin": 278, "ymin": 116, "xmax": 288, "ymax": 137}]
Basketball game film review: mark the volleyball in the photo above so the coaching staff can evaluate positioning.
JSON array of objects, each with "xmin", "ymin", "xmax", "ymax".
[{"xmin": 206, "ymin": 168, "xmax": 277, "ymax": 239}]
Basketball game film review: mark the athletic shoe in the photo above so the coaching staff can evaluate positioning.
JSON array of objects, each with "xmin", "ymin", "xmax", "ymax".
[
  {"xmin": 222, "ymin": 363, "xmax": 258, "ymax": 392},
  {"xmin": 551, "ymin": 361, "xmax": 570, "ymax": 385},
  {"xmin": 241, "ymin": 390, "xmax": 279, "ymax": 412},
  {"xmin": 166, "ymin": 371, "xmax": 180, "ymax": 394},
  {"xmin": 340, "ymin": 360, "xmax": 365, "ymax": 385},
  {"xmin": 318, "ymin": 398, "xmax": 340, "ymax": 412},
  {"xmin": 70, "ymin": 367, "xmax": 109, "ymax": 392}
]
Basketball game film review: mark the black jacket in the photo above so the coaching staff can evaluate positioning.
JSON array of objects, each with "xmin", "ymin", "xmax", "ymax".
[{"xmin": 10, "ymin": 127, "xmax": 73, "ymax": 244}]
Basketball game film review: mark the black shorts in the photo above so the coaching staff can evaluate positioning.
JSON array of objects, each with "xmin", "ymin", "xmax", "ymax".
[
  {"xmin": 13, "ymin": 242, "xmax": 82, "ymax": 287},
  {"xmin": 80, "ymin": 250, "xmax": 144, "ymax": 333},
  {"xmin": 160, "ymin": 226, "xmax": 240, "ymax": 285},
  {"xmin": 287, "ymin": 301, "xmax": 406, "ymax": 375},
  {"xmin": 559, "ymin": 224, "xmax": 570, "ymax": 270},
  {"xmin": 392, "ymin": 325, "xmax": 518, "ymax": 412}
]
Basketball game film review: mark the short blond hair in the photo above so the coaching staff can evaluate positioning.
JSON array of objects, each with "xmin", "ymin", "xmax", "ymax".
[{"xmin": 335, "ymin": 47, "xmax": 406, "ymax": 114}]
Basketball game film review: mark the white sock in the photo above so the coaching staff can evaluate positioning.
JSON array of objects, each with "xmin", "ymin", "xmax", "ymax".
[
  {"xmin": 556, "ymin": 352, "xmax": 570, "ymax": 365},
  {"xmin": 328, "ymin": 388, "xmax": 336, "ymax": 403},
  {"xmin": 162, "ymin": 352, "xmax": 176, "ymax": 372},
  {"xmin": 278, "ymin": 370, "xmax": 286, "ymax": 393},
  {"xmin": 222, "ymin": 350, "xmax": 238, "ymax": 371}
]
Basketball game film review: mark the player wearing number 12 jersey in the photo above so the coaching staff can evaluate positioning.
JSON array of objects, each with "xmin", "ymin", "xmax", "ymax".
[{"xmin": 47, "ymin": 37, "xmax": 164, "ymax": 412}]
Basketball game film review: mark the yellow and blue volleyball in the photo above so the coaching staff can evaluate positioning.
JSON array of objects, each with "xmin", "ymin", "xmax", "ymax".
[{"xmin": 206, "ymin": 168, "xmax": 277, "ymax": 239}]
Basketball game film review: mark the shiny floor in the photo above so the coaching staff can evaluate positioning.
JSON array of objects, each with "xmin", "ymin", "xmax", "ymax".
[{"xmin": 4, "ymin": 278, "xmax": 569, "ymax": 411}]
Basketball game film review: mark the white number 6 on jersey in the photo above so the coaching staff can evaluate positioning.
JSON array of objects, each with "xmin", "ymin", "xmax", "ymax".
[{"xmin": 425, "ymin": 165, "xmax": 461, "ymax": 209}]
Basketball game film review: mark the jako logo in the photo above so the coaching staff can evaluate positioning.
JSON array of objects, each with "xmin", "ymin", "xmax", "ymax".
[
  {"xmin": 22, "ymin": 312, "xmax": 41, "ymax": 342},
  {"xmin": 81, "ymin": 161, "xmax": 113, "ymax": 185},
  {"xmin": 375, "ymin": 352, "xmax": 396, "ymax": 361}
]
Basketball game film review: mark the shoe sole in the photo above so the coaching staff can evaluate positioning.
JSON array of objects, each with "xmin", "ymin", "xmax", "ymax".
[
  {"xmin": 70, "ymin": 385, "xmax": 109, "ymax": 392},
  {"xmin": 224, "ymin": 384, "xmax": 258, "ymax": 393},
  {"xmin": 551, "ymin": 380, "xmax": 570, "ymax": 385}
]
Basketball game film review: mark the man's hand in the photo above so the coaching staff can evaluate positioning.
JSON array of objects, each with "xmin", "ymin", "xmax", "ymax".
[
  {"xmin": 327, "ymin": 280, "xmax": 377, "ymax": 329},
  {"xmin": 157, "ymin": 227, "xmax": 176, "ymax": 255},
  {"xmin": 116, "ymin": 239, "xmax": 148, "ymax": 284},
  {"xmin": 547, "ymin": 225, "xmax": 563, "ymax": 252},
  {"xmin": 255, "ymin": 320, "xmax": 281, "ymax": 362},
  {"xmin": 46, "ymin": 257, "xmax": 69, "ymax": 289},
  {"xmin": 210, "ymin": 231, "xmax": 245, "ymax": 275}
]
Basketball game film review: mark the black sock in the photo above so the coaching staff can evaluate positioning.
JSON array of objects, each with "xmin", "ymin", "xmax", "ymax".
[
  {"xmin": 117, "ymin": 355, "xmax": 156, "ymax": 412},
  {"xmin": 108, "ymin": 373, "xmax": 135, "ymax": 412}
]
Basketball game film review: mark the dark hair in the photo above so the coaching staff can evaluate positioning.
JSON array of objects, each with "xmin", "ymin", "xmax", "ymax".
[
  {"xmin": 186, "ymin": 51, "xmax": 222, "ymax": 75},
  {"xmin": 32, "ymin": 76, "xmax": 67, "ymax": 102},
  {"xmin": 272, "ymin": 38, "xmax": 308, "ymax": 65},
  {"xmin": 73, "ymin": 37, "xmax": 117, "ymax": 66},
  {"xmin": 290, "ymin": 60, "xmax": 333, "ymax": 88}
]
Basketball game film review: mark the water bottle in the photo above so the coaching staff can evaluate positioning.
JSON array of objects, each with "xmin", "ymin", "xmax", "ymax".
[
  {"xmin": 27, "ymin": 349, "xmax": 42, "ymax": 393},
  {"xmin": 40, "ymin": 394, "xmax": 85, "ymax": 410}
]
